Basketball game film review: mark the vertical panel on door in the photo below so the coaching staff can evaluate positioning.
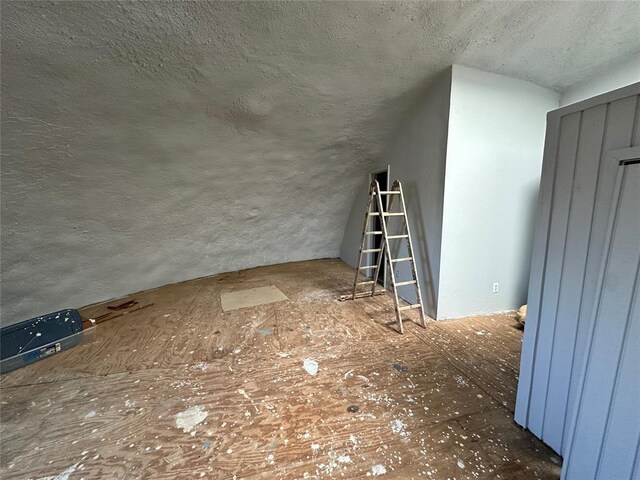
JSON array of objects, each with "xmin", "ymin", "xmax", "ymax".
[
  {"xmin": 563, "ymin": 162, "xmax": 640, "ymax": 479},
  {"xmin": 542, "ymin": 104, "xmax": 607, "ymax": 451},
  {"xmin": 565, "ymin": 96, "xmax": 639, "ymax": 448},
  {"xmin": 527, "ymin": 112, "xmax": 581, "ymax": 438},
  {"xmin": 515, "ymin": 113, "xmax": 561, "ymax": 428}
]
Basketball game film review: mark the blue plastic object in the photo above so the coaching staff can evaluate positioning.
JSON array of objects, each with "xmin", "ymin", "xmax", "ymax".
[{"xmin": 0, "ymin": 309, "xmax": 83, "ymax": 373}]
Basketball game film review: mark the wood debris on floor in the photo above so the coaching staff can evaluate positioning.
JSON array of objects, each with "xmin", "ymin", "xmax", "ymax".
[
  {"xmin": 89, "ymin": 298, "xmax": 154, "ymax": 325},
  {"xmin": 0, "ymin": 259, "xmax": 561, "ymax": 479}
]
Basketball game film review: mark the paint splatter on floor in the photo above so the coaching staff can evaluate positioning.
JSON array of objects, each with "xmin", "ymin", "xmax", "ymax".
[
  {"xmin": 37, "ymin": 463, "xmax": 78, "ymax": 480},
  {"xmin": 303, "ymin": 358, "xmax": 318, "ymax": 376},
  {"xmin": 175, "ymin": 405, "xmax": 208, "ymax": 433},
  {"xmin": 369, "ymin": 464, "xmax": 387, "ymax": 476},
  {"xmin": 391, "ymin": 419, "xmax": 408, "ymax": 437}
]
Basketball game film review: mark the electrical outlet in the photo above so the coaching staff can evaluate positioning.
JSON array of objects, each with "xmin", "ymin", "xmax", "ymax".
[{"xmin": 493, "ymin": 282, "xmax": 499, "ymax": 293}]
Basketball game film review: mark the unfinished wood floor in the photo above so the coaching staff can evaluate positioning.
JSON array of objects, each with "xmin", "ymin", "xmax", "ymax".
[{"xmin": 0, "ymin": 259, "xmax": 561, "ymax": 479}]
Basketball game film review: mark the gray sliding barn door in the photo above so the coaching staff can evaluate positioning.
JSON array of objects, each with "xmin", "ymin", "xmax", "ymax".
[
  {"xmin": 562, "ymin": 159, "xmax": 640, "ymax": 479},
  {"xmin": 515, "ymin": 82, "xmax": 640, "ymax": 477}
]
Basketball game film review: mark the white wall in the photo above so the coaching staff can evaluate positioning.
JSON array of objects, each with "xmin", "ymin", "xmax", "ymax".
[
  {"xmin": 560, "ymin": 53, "xmax": 640, "ymax": 106},
  {"xmin": 340, "ymin": 69, "xmax": 452, "ymax": 318},
  {"xmin": 437, "ymin": 65, "xmax": 559, "ymax": 319}
]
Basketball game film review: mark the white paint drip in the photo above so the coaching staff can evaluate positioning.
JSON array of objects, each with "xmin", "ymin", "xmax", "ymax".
[
  {"xmin": 454, "ymin": 375, "xmax": 468, "ymax": 386},
  {"xmin": 175, "ymin": 405, "xmax": 208, "ymax": 433},
  {"xmin": 238, "ymin": 388, "xmax": 259, "ymax": 413},
  {"xmin": 369, "ymin": 464, "xmax": 387, "ymax": 476},
  {"xmin": 193, "ymin": 362, "xmax": 208, "ymax": 372},
  {"xmin": 84, "ymin": 411, "xmax": 96, "ymax": 419},
  {"xmin": 457, "ymin": 459, "xmax": 465, "ymax": 469},
  {"xmin": 303, "ymin": 358, "xmax": 318, "ymax": 376},
  {"xmin": 344, "ymin": 370, "xmax": 370, "ymax": 383},
  {"xmin": 37, "ymin": 463, "xmax": 79, "ymax": 480},
  {"xmin": 391, "ymin": 419, "xmax": 408, "ymax": 437}
]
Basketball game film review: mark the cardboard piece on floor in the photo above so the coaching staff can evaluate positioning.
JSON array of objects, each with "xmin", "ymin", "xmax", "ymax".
[{"xmin": 220, "ymin": 286, "xmax": 287, "ymax": 312}]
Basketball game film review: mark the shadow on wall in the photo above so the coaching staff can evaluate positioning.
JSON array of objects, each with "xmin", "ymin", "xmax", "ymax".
[
  {"xmin": 350, "ymin": 72, "xmax": 447, "ymax": 151},
  {"xmin": 518, "ymin": 177, "xmax": 543, "ymax": 306},
  {"xmin": 403, "ymin": 181, "xmax": 437, "ymax": 316}
]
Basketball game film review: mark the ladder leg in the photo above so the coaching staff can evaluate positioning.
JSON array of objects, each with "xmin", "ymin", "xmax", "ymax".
[
  {"xmin": 375, "ymin": 181, "xmax": 403, "ymax": 334},
  {"xmin": 397, "ymin": 181, "xmax": 427, "ymax": 328},
  {"xmin": 389, "ymin": 253, "xmax": 403, "ymax": 334},
  {"xmin": 371, "ymin": 184, "xmax": 389, "ymax": 296},
  {"xmin": 352, "ymin": 182, "xmax": 376, "ymax": 300}
]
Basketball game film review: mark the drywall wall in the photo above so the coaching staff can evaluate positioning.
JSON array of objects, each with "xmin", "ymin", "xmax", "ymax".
[
  {"xmin": 437, "ymin": 66, "xmax": 559, "ymax": 319},
  {"xmin": 560, "ymin": 53, "xmax": 640, "ymax": 106},
  {"xmin": 515, "ymin": 85, "xmax": 640, "ymax": 461},
  {"xmin": 340, "ymin": 70, "xmax": 452, "ymax": 318},
  {"xmin": 2, "ymin": 1, "xmax": 639, "ymax": 326}
]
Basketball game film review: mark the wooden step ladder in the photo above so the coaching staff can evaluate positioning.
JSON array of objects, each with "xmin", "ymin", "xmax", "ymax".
[{"xmin": 344, "ymin": 179, "xmax": 427, "ymax": 333}]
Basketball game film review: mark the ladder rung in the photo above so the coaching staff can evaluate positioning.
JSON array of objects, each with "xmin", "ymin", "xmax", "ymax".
[
  {"xmin": 391, "ymin": 257, "xmax": 412, "ymax": 263},
  {"xmin": 374, "ymin": 191, "xmax": 401, "ymax": 195},
  {"xmin": 383, "ymin": 212, "xmax": 405, "ymax": 217},
  {"xmin": 388, "ymin": 235, "xmax": 409, "ymax": 239},
  {"xmin": 365, "ymin": 231, "xmax": 383, "ymax": 235},
  {"xmin": 399, "ymin": 304, "xmax": 422, "ymax": 311},
  {"xmin": 395, "ymin": 280, "xmax": 417, "ymax": 286},
  {"xmin": 339, "ymin": 290, "xmax": 386, "ymax": 301},
  {"xmin": 368, "ymin": 212, "xmax": 380, "ymax": 216},
  {"xmin": 359, "ymin": 265, "xmax": 377, "ymax": 270},
  {"xmin": 357, "ymin": 281, "xmax": 375, "ymax": 285},
  {"xmin": 362, "ymin": 248, "xmax": 381, "ymax": 253}
]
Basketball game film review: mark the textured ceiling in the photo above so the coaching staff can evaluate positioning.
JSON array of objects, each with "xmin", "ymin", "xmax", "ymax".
[{"xmin": 1, "ymin": 1, "xmax": 639, "ymax": 325}]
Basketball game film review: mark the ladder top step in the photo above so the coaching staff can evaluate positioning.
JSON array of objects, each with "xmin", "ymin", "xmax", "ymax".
[
  {"xmin": 395, "ymin": 280, "xmax": 417, "ymax": 286},
  {"xmin": 399, "ymin": 304, "xmax": 422, "ymax": 311},
  {"xmin": 388, "ymin": 234, "xmax": 409, "ymax": 239},
  {"xmin": 391, "ymin": 257, "xmax": 413, "ymax": 263}
]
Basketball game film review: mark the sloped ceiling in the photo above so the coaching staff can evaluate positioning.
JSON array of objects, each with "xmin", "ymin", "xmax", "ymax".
[{"xmin": 1, "ymin": 1, "xmax": 639, "ymax": 325}]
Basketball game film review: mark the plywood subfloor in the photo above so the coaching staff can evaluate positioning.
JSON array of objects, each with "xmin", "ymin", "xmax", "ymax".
[{"xmin": 0, "ymin": 259, "xmax": 560, "ymax": 479}]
